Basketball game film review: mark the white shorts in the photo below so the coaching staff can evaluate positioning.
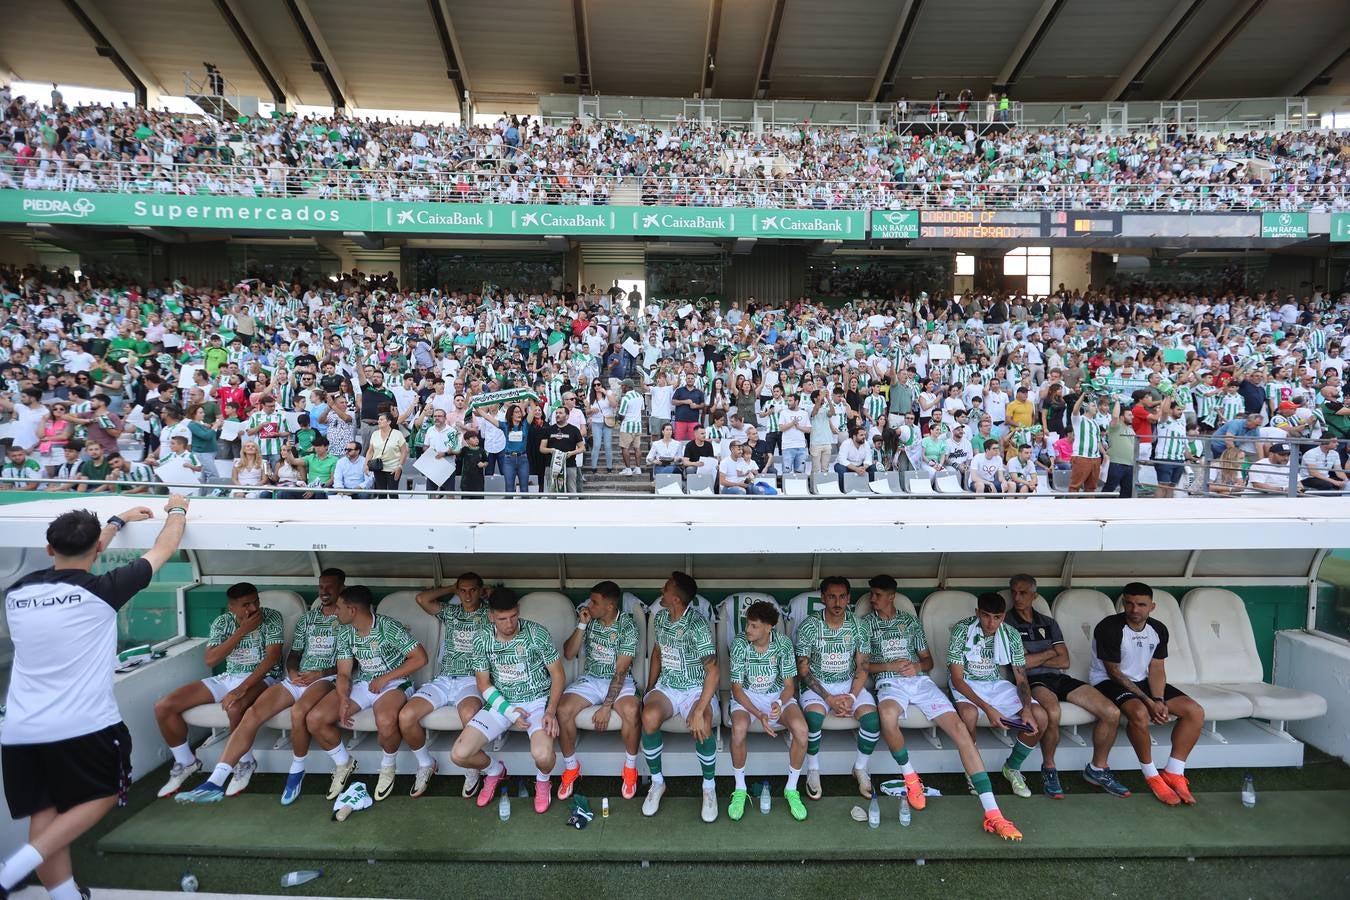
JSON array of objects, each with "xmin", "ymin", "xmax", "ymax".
[
  {"xmin": 563, "ymin": 674, "xmax": 636, "ymax": 705},
  {"xmin": 953, "ymin": 679, "xmax": 1036, "ymax": 719},
  {"xmin": 649, "ymin": 685, "xmax": 720, "ymax": 722},
  {"xmin": 413, "ymin": 675, "xmax": 482, "ymax": 710},
  {"xmin": 800, "ymin": 678, "xmax": 876, "ymax": 713},
  {"xmin": 468, "ymin": 696, "xmax": 549, "ymax": 740},
  {"xmin": 201, "ymin": 673, "xmax": 274, "ymax": 703},
  {"xmin": 877, "ymin": 676, "xmax": 955, "ymax": 719},
  {"xmin": 349, "ymin": 678, "xmax": 413, "ymax": 712},
  {"xmin": 729, "ymin": 689, "xmax": 797, "ymax": 721},
  {"xmin": 279, "ymin": 674, "xmax": 336, "ymax": 702}
]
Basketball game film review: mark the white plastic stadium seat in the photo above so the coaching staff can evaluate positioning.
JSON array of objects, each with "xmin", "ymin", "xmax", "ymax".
[
  {"xmin": 1044, "ymin": 589, "xmax": 1118, "ymax": 727},
  {"xmin": 869, "ymin": 473, "xmax": 901, "ymax": 495},
  {"xmin": 783, "ymin": 474, "xmax": 811, "ymax": 496},
  {"xmin": 213, "ymin": 459, "xmax": 234, "ymax": 478},
  {"xmin": 918, "ymin": 591, "xmax": 977, "ymax": 694},
  {"xmin": 1181, "ymin": 588, "xmax": 1327, "ymax": 723},
  {"xmin": 355, "ymin": 591, "xmax": 442, "ymax": 733},
  {"xmin": 1113, "ymin": 589, "xmax": 1253, "ymax": 724},
  {"xmin": 184, "ymin": 590, "xmax": 308, "ymax": 732},
  {"xmin": 905, "ymin": 472, "xmax": 936, "ymax": 495},
  {"xmin": 686, "ymin": 473, "xmax": 715, "ymax": 495},
  {"xmin": 812, "ymin": 474, "xmax": 842, "ymax": 496},
  {"xmin": 934, "ymin": 473, "xmax": 965, "ymax": 494},
  {"xmin": 841, "ymin": 473, "xmax": 871, "ymax": 495}
]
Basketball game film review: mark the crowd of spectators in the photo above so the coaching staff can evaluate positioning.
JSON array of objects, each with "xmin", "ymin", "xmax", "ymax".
[
  {"xmin": 2, "ymin": 261, "xmax": 1348, "ymax": 499},
  {"xmin": 2, "ymin": 86, "xmax": 1348, "ymax": 211}
]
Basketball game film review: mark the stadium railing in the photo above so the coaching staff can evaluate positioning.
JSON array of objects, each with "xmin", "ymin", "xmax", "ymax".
[{"xmin": 4, "ymin": 163, "xmax": 1347, "ymax": 212}]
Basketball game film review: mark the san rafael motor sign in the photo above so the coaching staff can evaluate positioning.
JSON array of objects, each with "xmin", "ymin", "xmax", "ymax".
[
  {"xmin": 870, "ymin": 209, "xmax": 920, "ymax": 239},
  {"xmin": 1260, "ymin": 212, "xmax": 1309, "ymax": 239}
]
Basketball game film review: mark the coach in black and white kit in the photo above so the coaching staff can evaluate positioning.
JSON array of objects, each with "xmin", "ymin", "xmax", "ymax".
[{"xmin": 0, "ymin": 494, "xmax": 190, "ymax": 900}]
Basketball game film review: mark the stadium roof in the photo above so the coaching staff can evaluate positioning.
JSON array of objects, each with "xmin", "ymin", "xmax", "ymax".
[{"xmin": 4, "ymin": 0, "xmax": 1349, "ymax": 113}]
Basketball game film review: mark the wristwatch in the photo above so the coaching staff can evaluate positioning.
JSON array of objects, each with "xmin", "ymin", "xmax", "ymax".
[{"xmin": 107, "ymin": 515, "xmax": 126, "ymax": 531}]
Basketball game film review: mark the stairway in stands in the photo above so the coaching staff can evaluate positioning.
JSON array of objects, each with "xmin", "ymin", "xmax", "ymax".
[
  {"xmin": 610, "ymin": 177, "xmax": 642, "ymax": 207},
  {"xmin": 580, "ymin": 428, "xmax": 654, "ymax": 494}
]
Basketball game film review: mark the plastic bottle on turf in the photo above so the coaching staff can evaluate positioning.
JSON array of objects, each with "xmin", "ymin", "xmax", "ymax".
[
  {"xmin": 499, "ymin": 786, "xmax": 511, "ymax": 821},
  {"xmin": 1241, "ymin": 773, "xmax": 1256, "ymax": 809},
  {"xmin": 280, "ymin": 871, "xmax": 322, "ymax": 888},
  {"xmin": 181, "ymin": 872, "xmax": 198, "ymax": 893},
  {"xmin": 899, "ymin": 795, "xmax": 911, "ymax": 827},
  {"xmin": 602, "ymin": 797, "xmax": 610, "ymax": 818},
  {"xmin": 760, "ymin": 781, "xmax": 771, "ymax": 814},
  {"xmin": 868, "ymin": 795, "xmax": 880, "ymax": 829}
]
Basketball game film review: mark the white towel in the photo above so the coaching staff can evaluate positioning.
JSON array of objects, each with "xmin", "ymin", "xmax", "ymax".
[{"xmin": 965, "ymin": 623, "xmax": 1012, "ymax": 667}]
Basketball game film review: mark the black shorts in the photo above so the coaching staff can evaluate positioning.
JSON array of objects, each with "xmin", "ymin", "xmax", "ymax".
[
  {"xmin": 1028, "ymin": 672, "xmax": 1088, "ymax": 702},
  {"xmin": 1093, "ymin": 679, "xmax": 1188, "ymax": 708},
  {"xmin": 2, "ymin": 722, "xmax": 132, "ymax": 819}
]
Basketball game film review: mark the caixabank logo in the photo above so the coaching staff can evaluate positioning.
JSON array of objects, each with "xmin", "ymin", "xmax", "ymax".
[{"xmin": 22, "ymin": 196, "xmax": 96, "ymax": 219}]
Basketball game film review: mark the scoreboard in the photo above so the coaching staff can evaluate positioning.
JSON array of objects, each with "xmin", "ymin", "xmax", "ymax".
[{"xmin": 919, "ymin": 210, "xmax": 1043, "ymax": 239}]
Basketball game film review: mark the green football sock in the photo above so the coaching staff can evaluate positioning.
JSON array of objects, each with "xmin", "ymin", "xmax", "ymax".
[
  {"xmin": 695, "ymin": 735, "xmax": 717, "ymax": 780},
  {"xmin": 970, "ymin": 771, "xmax": 994, "ymax": 795},
  {"xmin": 1005, "ymin": 739, "xmax": 1034, "ymax": 771},
  {"xmin": 804, "ymin": 710, "xmax": 825, "ymax": 756},
  {"xmin": 641, "ymin": 731, "xmax": 663, "ymax": 776},
  {"xmin": 856, "ymin": 711, "xmax": 880, "ymax": 754}
]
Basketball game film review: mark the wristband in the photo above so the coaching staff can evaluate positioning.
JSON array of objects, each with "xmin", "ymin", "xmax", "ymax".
[
  {"xmin": 167, "ymin": 507, "xmax": 188, "ymax": 517},
  {"xmin": 107, "ymin": 515, "xmax": 126, "ymax": 531},
  {"xmin": 483, "ymin": 686, "xmax": 514, "ymax": 716},
  {"xmin": 576, "ymin": 622, "xmax": 588, "ymax": 632}
]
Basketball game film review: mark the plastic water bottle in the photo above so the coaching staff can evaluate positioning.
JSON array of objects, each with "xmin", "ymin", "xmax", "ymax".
[
  {"xmin": 759, "ymin": 781, "xmax": 771, "ymax": 814},
  {"xmin": 867, "ymin": 795, "xmax": 880, "ymax": 829},
  {"xmin": 899, "ymin": 795, "xmax": 911, "ymax": 827},
  {"xmin": 602, "ymin": 797, "xmax": 610, "ymax": 818},
  {"xmin": 280, "ymin": 870, "xmax": 322, "ymax": 888},
  {"xmin": 1241, "ymin": 773, "xmax": 1256, "ymax": 809},
  {"xmin": 498, "ymin": 786, "xmax": 511, "ymax": 821},
  {"xmin": 180, "ymin": 872, "xmax": 198, "ymax": 893}
]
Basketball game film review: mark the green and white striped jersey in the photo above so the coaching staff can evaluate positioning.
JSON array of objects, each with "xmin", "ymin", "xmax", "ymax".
[
  {"xmin": 794, "ymin": 610, "xmax": 867, "ymax": 683},
  {"xmin": 730, "ymin": 633, "xmax": 796, "ymax": 695},
  {"xmin": 207, "ymin": 607, "xmax": 284, "ymax": 679},
  {"xmin": 863, "ymin": 610, "xmax": 928, "ymax": 685},
  {"xmin": 336, "ymin": 614, "xmax": 420, "ymax": 683},
  {"xmin": 1153, "ymin": 417, "xmax": 1189, "ymax": 461},
  {"xmin": 651, "ymin": 606, "xmax": 716, "ymax": 692},
  {"xmin": 435, "ymin": 600, "xmax": 490, "ymax": 677},
  {"xmin": 1070, "ymin": 412, "xmax": 1105, "ymax": 457},
  {"xmin": 290, "ymin": 607, "xmax": 342, "ymax": 672},
  {"xmin": 581, "ymin": 613, "xmax": 640, "ymax": 680},
  {"xmin": 470, "ymin": 618, "xmax": 561, "ymax": 704},
  {"xmin": 618, "ymin": 390, "xmax": 644, "ymax": 433},
  {"xmin": 947, "ymin": 616, "xmax": 1025, "ymax": 684}
]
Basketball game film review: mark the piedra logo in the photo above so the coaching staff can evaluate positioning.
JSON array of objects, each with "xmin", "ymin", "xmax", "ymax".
[{"xmin": 22, "ymin": 196, "xmax": 95, "ymax": 219}]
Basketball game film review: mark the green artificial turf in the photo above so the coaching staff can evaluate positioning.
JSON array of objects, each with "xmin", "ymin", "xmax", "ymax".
[{"xmin": 64, "ymin": 750, "xmax": 1350, "ymax": 899}]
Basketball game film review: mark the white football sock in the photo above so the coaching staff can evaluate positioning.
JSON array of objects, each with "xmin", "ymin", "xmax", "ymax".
[
  {"xmin": 1140, "ymin": 761, "xmax": 1159, "ymax": 778},
  {"xmin": 327, "ymin": 744, "xmax": 350, "ymax": 766},
  {"xmin": 733, "ymin": 766, "xmax": 746, "ymax": 792},
  {"xmin": 786, "ymin": 767, "xmax": 802, "ymax": 791},
  {"xmin": 289, "ymin": 755, "xmax": 307, "ymax": 774},
  {"xmin": 210, "ymin": 763, "xmax": 233, "ymax": 786},
  {"xmin": 169, "ymin": 742, "xmax": 195, "ymax": 767},
  {"xmin": 0, "ymin": 843, "xmax": 42, "ymax": 890},
  {"xmin": 413, "ymin": 745, "xmax": 434, "ymax": 768},
  {"xmin": 380, "ymin": 751, "xmax": 398, "ymax": 768},
  {"xmin": 1165, "ymin": 757, "xmax": 1186, "ymax": 775}
]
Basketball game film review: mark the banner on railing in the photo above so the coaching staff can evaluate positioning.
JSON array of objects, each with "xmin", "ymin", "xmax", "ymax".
[
  {"xmin": 0, "ymin": 190, "xmax": 864, "ymax": 240},
  {"xmin": 1332, "ymin": 213, "xmax": 1350, "ymax": 243}
]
